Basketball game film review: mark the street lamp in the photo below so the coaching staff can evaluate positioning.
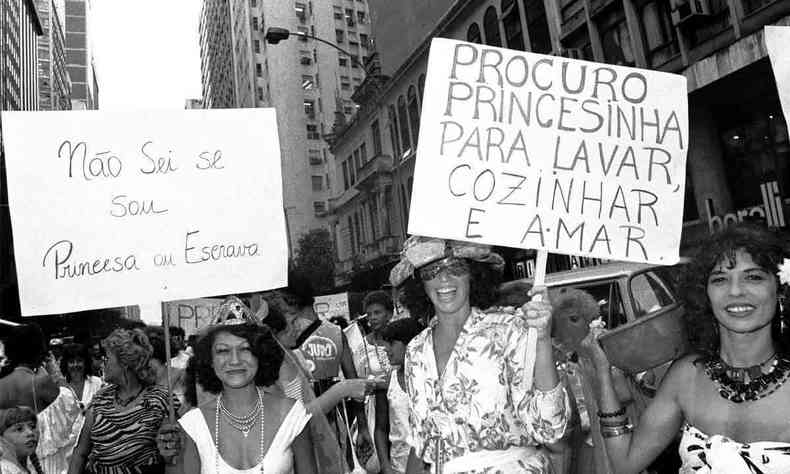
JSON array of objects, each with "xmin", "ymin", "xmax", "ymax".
[{"xmin": 264, "ymin": 27, "xmax": 367, "ymax": 73}]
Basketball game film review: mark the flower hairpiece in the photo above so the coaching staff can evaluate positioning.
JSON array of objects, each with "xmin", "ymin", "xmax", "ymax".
[{"xmin": 777, "ymin": 258, "xmax": 790, "ymax": 286}]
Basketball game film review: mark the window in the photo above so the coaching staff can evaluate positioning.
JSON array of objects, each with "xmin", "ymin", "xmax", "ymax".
[
  {"xmin": 252, "ymin": 17, "xmax": 259, "ymax": 30},
  {"xmin": 345, "ymin": 8, "xmax": 355, "ymax": 27},
  {"xmin": 407, "ymin": 86, "xmax": 420, "ymax": 147},
  {"xmin": 313, "ymin": 201, "xmax": 326, "ymax": 215},
  {"xmin": 257, "ymin": 87, "xmax": 264, "ymax": 101},
  {"xmin": 351, "ymin": 57, "xmax": 359, "ymax": 69},
  {"xmin": 255, "ymin": 63, "xmax": 262, "ymax": 77},
  {"xmin": 348, "ymin": 156, "xmax": 356, "ymax": 184},
  {"xmin": 344, "ymin": 106, "xmax": 354, "ymax": 115},
  {"xmin": 302, "ymin": 75, "xmax": 314, "ymax": 89},
  {"xmin": 353, "ymin": 76, "xmax": 362, "ymax": 84},
  {"xmin": 250, "ymin": 0, "xmax": 256, "ymax": 6},
  {"xmin": 418, "ymin": 74, "xmax": 425, "ymax": 103},
  {"xmin": 501, "ymin": 0, "xmax": 525, "ymax": 51},
  {"xmin": 575, "ymin": 281, "xmax": 627, "ymax": 329},
  {"xmin": 630, "ymin": 272, "xmax": 676, "ymax": 317},
  {"xmin": 254, "ymin": 40, "xmax": 261, "ymax": 54},
  {"xmin": 311, "ymin": 175, "xmax": 323, "ymax": 191},
  {"xmin": 339, "ymin": 56, "xmax": 348, "ymax": 67},
  {"xmin": 295, "ymin": 3, "xmax": 307, "ymax": 21},
  {"xmin": 354, "ymin": 211, "xmax": 363, "ymax": 249},
  {"xmin": 297, "ymin": 26, "xmax": 309, "ymax": 41},
  {"xmin": 353, "ymin": 149, "xmax": 361, "ymax": 172},
  {"xmin": 483, "ymin": 7, "xmax": 502, "ymax": 47},
  {"xmin": 342, "ymin": 161, "xmax": 350, "ymax": 189},
  {"xmin": 467, "ymin": 23, "xmax": 482, "ymax": 44},
  {"xmin": 333, "ymin": 6, "xmax": 343, "ymax": 19},
  {"xmin": 308, "ymin": 149, "xmax": 322, "ymax": 165},
  {"xmin": 371, "ymin": 120, "xmax": 382, "ymax": 155},
  {"xmin": 347, "ymin": 216, "xmax": 355, "ymax": 252},
  {"xmin": 388, "ymin": 105, "xmax": 401, "ymax": 158},
  {"xmin": 357, "ymin": 10, "xmax": 366, "ymax": 24},
  {"xmin": 640, "ymin": 0, "xmax": 679, "ymax": 66},
  {"xmin": 336, "ymin": 29, "xmax": 345, "ymax": 43},
  {"xmin": 300, "ymin": 50, "xmax": 312, "ymax": 65},
  {"xmin": 304, "ymin": 100, "xmax": 315, "ymax": 118},
  {"xmin": 359, "ymin": 142, "xmax": 367, "ymax": 163},
  {"xmin": 525, "ymin": 0, "xmax": 552, "ymax": 54},
  {"xmin": 600, "ymin": 15, "xmax": 635, "ymax": 66},
  {"xmin": 306, "ymin": 124, "xmax": 320, "ymax": 140},
  {"xmin": 340, "ymin": 75, "xmax": 350, "ymax": 90},
  {"xmin": 397, "ymin": 96, "xmax": 412, "ymax": 156},
  {"xmin": 360, "ymin": 33, "xmax": 369, "ymax": 47},
  {"xmin": 368, "ymin": 201, "xmax": 378, "ymax": 239}
]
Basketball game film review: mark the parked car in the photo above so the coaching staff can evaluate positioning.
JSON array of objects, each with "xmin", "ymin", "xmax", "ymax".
[{"xmin": 499, "ymin": 260, "xmax": 689, "ymax": 375}]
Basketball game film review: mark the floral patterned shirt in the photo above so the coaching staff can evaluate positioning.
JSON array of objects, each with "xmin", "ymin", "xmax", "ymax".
[{"xmin": 404, "ymin": 307, "xmax": 570, "ymax": 469}]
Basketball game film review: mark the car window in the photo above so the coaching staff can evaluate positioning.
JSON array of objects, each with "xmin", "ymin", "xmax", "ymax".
[
  {"xmin": 572, "ymin": 281, "xmax": 628, "ymax": 329},
  {"xmin": 630, "ymin": 271, "xmax": 676, "ymax": 318}
]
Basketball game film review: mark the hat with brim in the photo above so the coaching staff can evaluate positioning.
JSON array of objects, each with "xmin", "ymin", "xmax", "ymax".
[{"xmin": 389, "ymin": 236, "xmax": 505, "ymax": 287}]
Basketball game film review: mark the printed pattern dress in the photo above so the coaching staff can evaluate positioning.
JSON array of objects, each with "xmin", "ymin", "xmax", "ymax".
[
  {"xmin": 86, "ymin": 385, "xmax": 177, "ymax": 474},
  {"xmin": 404, "ymin": 307, "xmax": 570, "ymax": 473},
  {"xmin": 679, "ymin": 423, "xmax": 790, "ymax": 473}
]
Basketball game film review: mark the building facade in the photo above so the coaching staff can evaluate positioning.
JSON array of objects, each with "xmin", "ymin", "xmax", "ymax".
[
  {"xmin": 327, "ymin": 0, "xmax": 790, "ymax": 288},
  {"xmin": 36, "ymin": 0, "xmax": 71, "ymax": 110},
  {"xmin": 0, "ymin": 0, "xmax": 43, "ymax": 110},
  {"xmin": 64, "ymin": 0, "xmax": 97, "ymax": 110},
  {"xmin": 199, "ymin": 0, "xmax": 373, "ymax": 255}
]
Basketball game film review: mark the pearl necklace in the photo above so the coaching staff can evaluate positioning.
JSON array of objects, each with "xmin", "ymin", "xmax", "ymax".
[
  {"xmin": 215, "ymin": 387, "xmax": 265, "ymax": 473},
  {"xmin": 219, "ymin": 391, "xmax": 262, "ymax": 437}
]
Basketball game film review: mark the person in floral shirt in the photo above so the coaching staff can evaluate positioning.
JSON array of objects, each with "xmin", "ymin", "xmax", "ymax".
[{"xmin": 390, "ymin": 236, "xmax": 571, "ymax": 473}]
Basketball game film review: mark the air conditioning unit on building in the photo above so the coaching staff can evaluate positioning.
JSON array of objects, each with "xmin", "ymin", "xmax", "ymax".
[
  {"xmin": 671, "ymin": 0, "xmax": 712, "ymax": 26},
  {"xmin": 561, "ymin": 48, "xmax": 584, "ymax": 60}
]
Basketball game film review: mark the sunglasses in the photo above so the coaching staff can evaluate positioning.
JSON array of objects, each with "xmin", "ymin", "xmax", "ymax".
[{"xmin": 418, "ymin": 257, "xmax": 470, "ymax": 281}]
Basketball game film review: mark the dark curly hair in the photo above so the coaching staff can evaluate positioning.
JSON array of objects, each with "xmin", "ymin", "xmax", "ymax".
[
  {"xmin": 381, "ymin": 318, "xmax": 424, "ymax": 345},
  {"xmin": 398, "ymin": 260, "xmax": 502, "ymax": 321},
  {"xmin": 194, "ymin": 323, "xmax": 283, "ymax": 394},
  {"xmin": 363, "ymin": 290, "xmax": 393, "ymax": 312},
  {"xmin": 680, "ymin": 223, "xmax": 790, "ymax": 356},
  {"xmin": 59, "ymin": 343, "xmax": 94, "ymax": 381}
]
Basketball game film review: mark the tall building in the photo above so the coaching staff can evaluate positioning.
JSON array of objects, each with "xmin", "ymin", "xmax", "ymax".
[
  {"xmin": 199, "ymin": 0, "xmax": 236, "ymax": 108},
  {"xmin": 199, "ymin": 0, "xmax": 373, "ymax": 254},
  {"xmin": 36, "ymin": 0, "xmax": 71, "ymax": 110},
  {"xmin": 64, "ymin": 0, "xmax": 97, "ymax": 109},
  {"xmin": 0, "ymin": 0, "xmax": 43, "ymax": 110},
  {"xmin": 326, "ymin": 0, "xmax": 790, "ymax": 289}
]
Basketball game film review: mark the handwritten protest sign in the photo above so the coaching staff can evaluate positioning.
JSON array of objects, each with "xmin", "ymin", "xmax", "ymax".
[
  {"xmin": 409, "ymin": 39, "xmax": 689, "ymax": 264},
  {"xmin": 313, "ymin": 292, "xmax": 350, "ymax": 322},
  {"xmin": 165, "ymin": 298, "xmax": 224, "ymax": 337},
  {"xmin": 2, "ymin": 109, "xmax": 288, "ymax": 316},
  {"xmin": 766, "ymin": 26, "xmax": 790, "ymax": 124}
]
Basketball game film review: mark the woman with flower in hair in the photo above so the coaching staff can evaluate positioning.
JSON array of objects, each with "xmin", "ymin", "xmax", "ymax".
[
  {"xmin": 391, "ymin": 236, "xmax": 570, "ymax": 473},
  {"xmin": 68, "ymin": 329, "xmax": 177, "ymax": 474},
  {"xmin": 582, "ymin": 223, "xmax": 790, "ymax": 473}
]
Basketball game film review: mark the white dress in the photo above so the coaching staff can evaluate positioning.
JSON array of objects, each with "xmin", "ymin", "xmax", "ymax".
[{"xmin": 179, "ymin": 400, "xmax": 312, "ymax": 474}]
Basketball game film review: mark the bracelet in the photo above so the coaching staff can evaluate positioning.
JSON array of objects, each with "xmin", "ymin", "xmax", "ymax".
[
  {"xmin": 600, "ymin": 417, "xmax": 630, "ymax": 428},
  {"xmin": 601, "ymin": 424, "xmax": 633, "ymax": 438},
  {"xmin": 597, "ymin": 407, "xmax": 626, "ymax": 418}
]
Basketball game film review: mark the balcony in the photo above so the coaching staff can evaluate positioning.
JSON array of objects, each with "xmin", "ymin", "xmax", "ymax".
[{"xmin": 355, "ymin": 153, "xmax": 393, "ymax": 191}]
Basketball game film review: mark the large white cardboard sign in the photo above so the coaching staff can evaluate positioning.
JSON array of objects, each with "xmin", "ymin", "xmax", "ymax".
[
  {"xmin": 2, "ymin": 109, "xmax": 288, "ymax": 316},
  {"xmin": 165, "ymin": 298, "xmax": 225, "ymax": 337},
  {"xmin": 766, "ymin": 26, "xmax": 790, "ymax": 124},
  {"xmin": 409, "ymin": 39, "xmax": 689, "ymax": 264},
  {"xmin": 313, "ymin": 292, "xmax": 350, "ymax": 322}
]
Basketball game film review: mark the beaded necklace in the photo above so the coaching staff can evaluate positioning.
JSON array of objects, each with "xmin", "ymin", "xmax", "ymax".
[
  {"xmin": 215, "ymin": 386, "xmax": 265, "ymax": 473},
  {"xmin": 705, "ymin": 353, "xmax": 790, "ymax": 403},
  {"xmin": 219, "ymin": 391, "xmax": 262, "ymax": 437}
]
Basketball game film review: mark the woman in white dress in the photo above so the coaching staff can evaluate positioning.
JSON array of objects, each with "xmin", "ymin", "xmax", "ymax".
[{"xmin": 165, "ymin": 297, "xmax": 317, "ymax": 474}]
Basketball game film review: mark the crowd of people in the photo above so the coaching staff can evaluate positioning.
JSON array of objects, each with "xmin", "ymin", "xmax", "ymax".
[{"xmin": 0, "ymin": 222, "xmax": 788, "ymax": 473}]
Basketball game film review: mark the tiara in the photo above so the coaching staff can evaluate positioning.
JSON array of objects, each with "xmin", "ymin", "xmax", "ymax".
[{"xmin": 211, "ymin": 296, "xmax": 267, "ymax": 327}]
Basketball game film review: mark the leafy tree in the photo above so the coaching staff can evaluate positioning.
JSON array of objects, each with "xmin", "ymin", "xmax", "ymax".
[{"xmin": 293, "ymin": 228, "xmax": 336, "ymax": 293}]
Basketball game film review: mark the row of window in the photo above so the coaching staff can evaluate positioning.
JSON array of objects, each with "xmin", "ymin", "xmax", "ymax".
[
  {"xmin": 341, "ymin": 142, "xmax": 368, "ymax": 189},
  {"xmin": 387, "ymin": 77, "xmax": 424, "ymax": 162},
  {"xmin": 465, "ymin": 1, "xmax": 552, "ymax": 55},
  {"xmin": 344, "ymin": 188, "xmax": 392, "ymax": 254},
  {"xmin": 333, "ymin": 5, "xmax": 367, "ymax": 27}
]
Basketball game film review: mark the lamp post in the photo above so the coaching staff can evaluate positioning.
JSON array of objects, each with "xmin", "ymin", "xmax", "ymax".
[{"xmin": 264, "ymin": 27, "xmax": 367, "ymax": 73}]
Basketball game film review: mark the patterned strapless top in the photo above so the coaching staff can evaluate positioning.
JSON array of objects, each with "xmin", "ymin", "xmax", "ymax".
[{"xmin": 679, "ymin": 423, "xmax": 790, "ymax": 473}]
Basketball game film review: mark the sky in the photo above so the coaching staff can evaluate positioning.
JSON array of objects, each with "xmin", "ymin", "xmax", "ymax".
[{"xmin": 91, "ymin": 0, "xmax": 203, "ymax": 110}]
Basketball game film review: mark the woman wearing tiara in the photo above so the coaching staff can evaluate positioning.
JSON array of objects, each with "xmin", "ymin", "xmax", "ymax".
[{"xmin": 166, "ymin": 297, "xmax": 317, "ymax": 474}]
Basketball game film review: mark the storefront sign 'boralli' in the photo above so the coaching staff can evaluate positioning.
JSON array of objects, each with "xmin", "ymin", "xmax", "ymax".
[
  {"xmin": 1, "ymin": 109, "xmax": 288, "ymax": 316},
  {"xmin": 408, "ymin": 38, "xmax": 689, "ymax": 265}
]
